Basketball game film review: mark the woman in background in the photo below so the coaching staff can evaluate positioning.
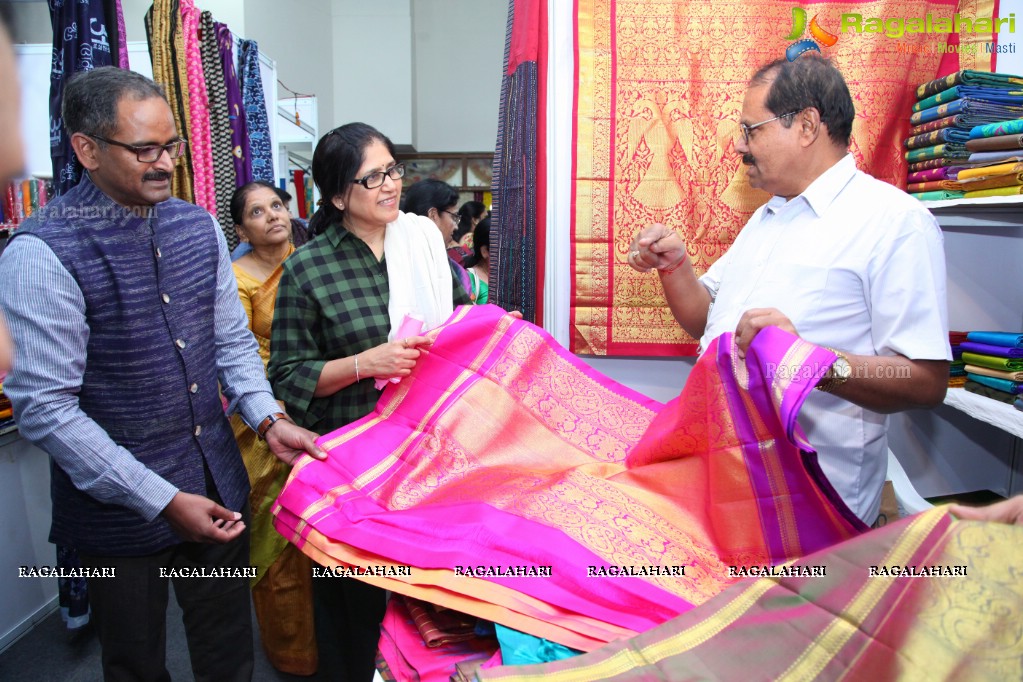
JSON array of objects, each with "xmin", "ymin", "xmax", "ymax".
[
  {"xmin": 404, "ymin": 178, "xmax": 474, "ymax": 271},
  {"xmin": 229, "ymin": 180, "xmax": 317, "ymax": 676},
  {"xmin": 454, "ymin": 199, "xmax": 487, "ymax": 249},
  {"xmin": 467, "ymin": 216, "xmax": 491, "ymax": 305},
  {"xmin": 270, "ymin": 122, "xmax": 471, "ymax": 681}
]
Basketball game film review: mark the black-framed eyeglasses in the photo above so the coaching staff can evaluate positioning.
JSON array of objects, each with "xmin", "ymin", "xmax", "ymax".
[
  {"xmin": 738, "ymin": 110, "xmax": 801, "ymax": 145},
  {"xmin": 87, "ymin": 133, "xmax": 188, "ymax": 162},
  {"xmin": 352, "ymin": 163, "xmax": 405, "ymax": 189},
  {"xmin": 444, "ymin": 210, "xmax": 460, "ymax": 223}
]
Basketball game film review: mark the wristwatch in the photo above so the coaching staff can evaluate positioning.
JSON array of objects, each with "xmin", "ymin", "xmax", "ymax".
[
  {"xmin": 817, "ymin": 348, "xmax": 852, "ymax": 393},
  {"xmin": 256, "ymin": 412, "xmax": 290, "ymax": 440}
]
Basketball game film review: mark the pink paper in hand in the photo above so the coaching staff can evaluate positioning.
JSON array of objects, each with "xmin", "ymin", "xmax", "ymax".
[{"xmin": 375, "ymin": 313, "xmax": 426, "ymax": 390}]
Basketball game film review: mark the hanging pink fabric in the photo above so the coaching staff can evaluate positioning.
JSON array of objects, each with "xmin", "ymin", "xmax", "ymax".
[
  {"xmin": 179, "ymin": 0, "xmax": 216, "ymax": 216},
  {"xmin": 114, "ymin": 0, "xmax": 129, "ymax": 69}
]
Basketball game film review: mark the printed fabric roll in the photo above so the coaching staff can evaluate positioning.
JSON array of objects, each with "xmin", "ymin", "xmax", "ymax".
[
  {"xmin": 909, "ymin": 114, "xmax": 967, "ymax": 137},
  {"xmin": 905, "ymin": 143, "xmax": 969, "ymax": 162},
  {"xmin": 970, "ymin": 118, "xmax": 1023, "ymax": 140},
  {"xmin": 907, "ymin": 167, "xmax": 960, "ymax": 183},
  {"xmin": 916, "ymin": 69, "xmax": 1023, "ymax": 99},
  {"xmin": 957, "ymin": 173, "xmax": 1023, "ymax": 192},
  {"xmin": 904, "ymin": 127, "xmax": 970, "ymax": 149},
  {"xmin": 907, "ymin": 180, "xmax": 963, "ymax": 193},
  {"xmin": 239, "ymin": 39, "xmax": 275, "ymax": 184},
  {"xmin": 956, "ymin": 161, "xmax": 1023, "ymax": 182}
]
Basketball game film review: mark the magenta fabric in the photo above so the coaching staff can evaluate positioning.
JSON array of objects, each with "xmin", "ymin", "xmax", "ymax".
[
  {"xmin": 378, "ymin": 597, "xmax": 498, "ymax": 682},
  {"xmin": 273, "ymin": 305, "xmax": 864, "ymax": 648},
  {"xmin": 907, "ymin": 167, "xmax": 960, "ymax": 183}
]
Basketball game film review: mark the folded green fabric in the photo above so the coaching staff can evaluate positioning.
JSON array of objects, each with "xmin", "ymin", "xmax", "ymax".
[
  {"xmin": 962, "ymin": 351, "xmax": 1023, "ymax": 371},
  {"xmin": 910, "ymin": 190, "xmax": 965, "ymax": 201}
]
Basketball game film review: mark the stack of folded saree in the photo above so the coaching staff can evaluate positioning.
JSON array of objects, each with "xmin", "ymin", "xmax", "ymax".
[
  {"xmin": 948, "ymin": 331, "xmax": 967, "ymax": 388},
  {"xmin": 273, "ymin": 305, "xmax": 864, "ymax": 659},
  {"xmin": 960, "ymin": 118, "xmax": 1023, "ymax": 197},
  {"xmin": 960, "ymin": 331, "xmax": 1023, "ymax": 403},
  {"xmin": 906, "ymin": 70, "xmax": 1023, "ymax": 201}
]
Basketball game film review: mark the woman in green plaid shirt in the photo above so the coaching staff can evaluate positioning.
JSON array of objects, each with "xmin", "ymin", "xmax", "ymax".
[{"xmin": 268, "ymin": 122, "xmax": 469, "ymax": 682}]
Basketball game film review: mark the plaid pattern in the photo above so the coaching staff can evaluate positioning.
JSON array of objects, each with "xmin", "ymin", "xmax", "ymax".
[{"xmin": 269, "ymin": 221, "xmax": 470, "ymax": 433}]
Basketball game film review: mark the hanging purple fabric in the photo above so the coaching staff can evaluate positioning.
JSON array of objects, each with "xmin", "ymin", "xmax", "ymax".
[
  {"xmin": 216, "ymin": 22, "xmax": 252, "ymax": 186},
  {"xmin": 239, "ymin": 39, "xmax": 274, "ymax": 183},
  {"xmin": 114, "ymin": 0, "xmax": 129, "ymax": 69},
  {"xmin": 49, "ymin": 0, "xmax": 118, "ymax": 195}
]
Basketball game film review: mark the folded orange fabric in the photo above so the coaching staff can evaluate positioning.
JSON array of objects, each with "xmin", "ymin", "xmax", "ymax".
[
  {"xmin": 957, "ymin": 173, "xmax": 1023, "ymax": 191},
  {"xmin": 956, "ymin": 161, "xmax": 1023, "ymax": 182},
  {"xmin": 906, "ymin": 180, "xmax": 963, "ymax": 192}
]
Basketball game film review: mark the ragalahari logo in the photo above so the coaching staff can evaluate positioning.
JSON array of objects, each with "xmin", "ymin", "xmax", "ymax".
[{"xmin": 784, "ymin": 7, "xmax": 839, "ymax": 61}]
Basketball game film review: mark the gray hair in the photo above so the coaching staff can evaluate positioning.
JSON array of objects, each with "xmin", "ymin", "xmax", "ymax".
[{"xmin": 61, "ymin": 67, "xmax": 167, "ymax": 138}]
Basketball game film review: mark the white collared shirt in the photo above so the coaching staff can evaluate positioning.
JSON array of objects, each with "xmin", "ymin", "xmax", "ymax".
[{"xmin": 699, "ymin": 154, "xmax": 951, "ymax": 523}]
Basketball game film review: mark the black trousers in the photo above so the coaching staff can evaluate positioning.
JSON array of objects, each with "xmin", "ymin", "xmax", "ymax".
[
  {"xmin": 312, "ymin": 574, "xmax": 386, "ymax": 681},
  {"xmin": 80, "ymin": 506, "xmax": 253, "ymax": 682}
]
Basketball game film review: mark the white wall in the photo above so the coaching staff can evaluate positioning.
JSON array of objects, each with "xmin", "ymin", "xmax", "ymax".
[
  {"xmin": 410, "ymin": 0, "xmax": 506, "ymax": 151},
  {"xmin": 331, "ymin": 0, "xmax": 414, "ymax": 145},
  {"xmin": 246, "ymin": 0, "xmax": 333, "ymax": 135}
]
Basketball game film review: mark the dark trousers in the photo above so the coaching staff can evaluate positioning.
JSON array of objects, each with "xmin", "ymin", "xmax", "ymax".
[
  {"xmin": 312, "ymin": 574, "xmax": 386, "ymax": 681},
  {"xmin": 80, "ymin": 507, "xmax": 253, "ymax": 682}
]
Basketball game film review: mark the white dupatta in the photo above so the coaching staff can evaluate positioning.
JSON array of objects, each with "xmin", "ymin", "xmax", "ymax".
[{"xmin": 382, "ymin": 211, "xmax": 455, "ymax": 339}]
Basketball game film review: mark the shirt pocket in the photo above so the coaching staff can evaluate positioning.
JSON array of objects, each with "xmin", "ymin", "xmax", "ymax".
[{"xmin": 756, "ymin": 263, "xmax": 830, "ymax": 320}]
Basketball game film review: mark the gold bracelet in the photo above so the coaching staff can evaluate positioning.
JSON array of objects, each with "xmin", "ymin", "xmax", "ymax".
[{"xmin": 354, "ymin": 353, "xmax": 361, "ymax": 383}]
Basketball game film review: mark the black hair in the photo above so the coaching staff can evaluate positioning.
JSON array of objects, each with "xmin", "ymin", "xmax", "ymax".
[
  {"xmin": 749, "ymin": 56, "xmax": 854, "ymax": 147},
  {"xmin": 61, "ymin": 67, "xmax": 167, "ymax": 139},
  {"xmin": 230, "ymin": 180, "xmax": 281, "ymax": 226},
  {"xmin": 307, "ymin": 122, "xmax": 397, "ymax": 236},
  {"xmin": 466, "ymin": 216, "xmax": 491, "ymax": 268},
  {"xmin": 401, "ymin": 178, "xmax": 459, "ymax": 218},
  {"xmin": 455, "ymin": 200, "xmax": 486, "ymax": 242}
]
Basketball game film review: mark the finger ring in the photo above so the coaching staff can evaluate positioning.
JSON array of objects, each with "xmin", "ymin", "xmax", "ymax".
[
  {"xmin": 629, "ymin": 250, "xmax": 640, "ymax": 260},
  {"xmin": 403, "ymin": 339, "xmax": 409, "ymax": 349}
]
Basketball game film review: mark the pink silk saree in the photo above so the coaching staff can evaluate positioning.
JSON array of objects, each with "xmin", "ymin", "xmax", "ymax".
[{"xmin": 273, "ymin": 304, "xmax": 864, "ymax": 650}]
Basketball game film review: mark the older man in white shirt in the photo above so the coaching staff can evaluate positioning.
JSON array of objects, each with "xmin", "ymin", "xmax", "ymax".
[{"xmin": 629, "ymin": 56, "xmax": 950, "ymax": 525}]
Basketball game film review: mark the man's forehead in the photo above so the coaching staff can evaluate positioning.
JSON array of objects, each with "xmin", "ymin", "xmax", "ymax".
[{"xmin": 112, "ymin": 96, "xmax": 177, "ymax": 136}]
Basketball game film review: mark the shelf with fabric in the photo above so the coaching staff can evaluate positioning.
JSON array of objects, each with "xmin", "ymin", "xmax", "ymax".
[
  {"xmin": 883, "ymin": 200, "xmax": 1023, "ymax": 501},
  {"xmin": 943, "ymin": 387, "xmax": 1023, "ymax": 440},
  {"xmin": 922, "ymin": 195, "xmax": 1023, "ymax": 227}
]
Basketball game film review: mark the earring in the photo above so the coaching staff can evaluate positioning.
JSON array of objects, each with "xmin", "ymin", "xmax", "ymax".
[{"xmin": 332, "ymin": 198, "xmax": 345, "ymax": 211}]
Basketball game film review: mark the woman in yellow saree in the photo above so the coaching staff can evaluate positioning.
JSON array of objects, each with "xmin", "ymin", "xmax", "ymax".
[{"xmin": 230, "ymin": 181, "xmax": 316, "ymax": 675}]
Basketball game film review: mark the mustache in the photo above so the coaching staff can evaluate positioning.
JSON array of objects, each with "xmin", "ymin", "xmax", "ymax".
[
  {"xmin": 143, "ymin": 171, "xmax": 172, "ymax": 182},
  {"xmin": 741, "ymin": 153, "xmax": 755, "ymax": 166}
]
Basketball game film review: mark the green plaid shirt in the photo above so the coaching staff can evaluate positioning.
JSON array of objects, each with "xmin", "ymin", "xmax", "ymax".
[{"xmin": 269, "ymin": 221, "xmax": 470, "ymax": 433}]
